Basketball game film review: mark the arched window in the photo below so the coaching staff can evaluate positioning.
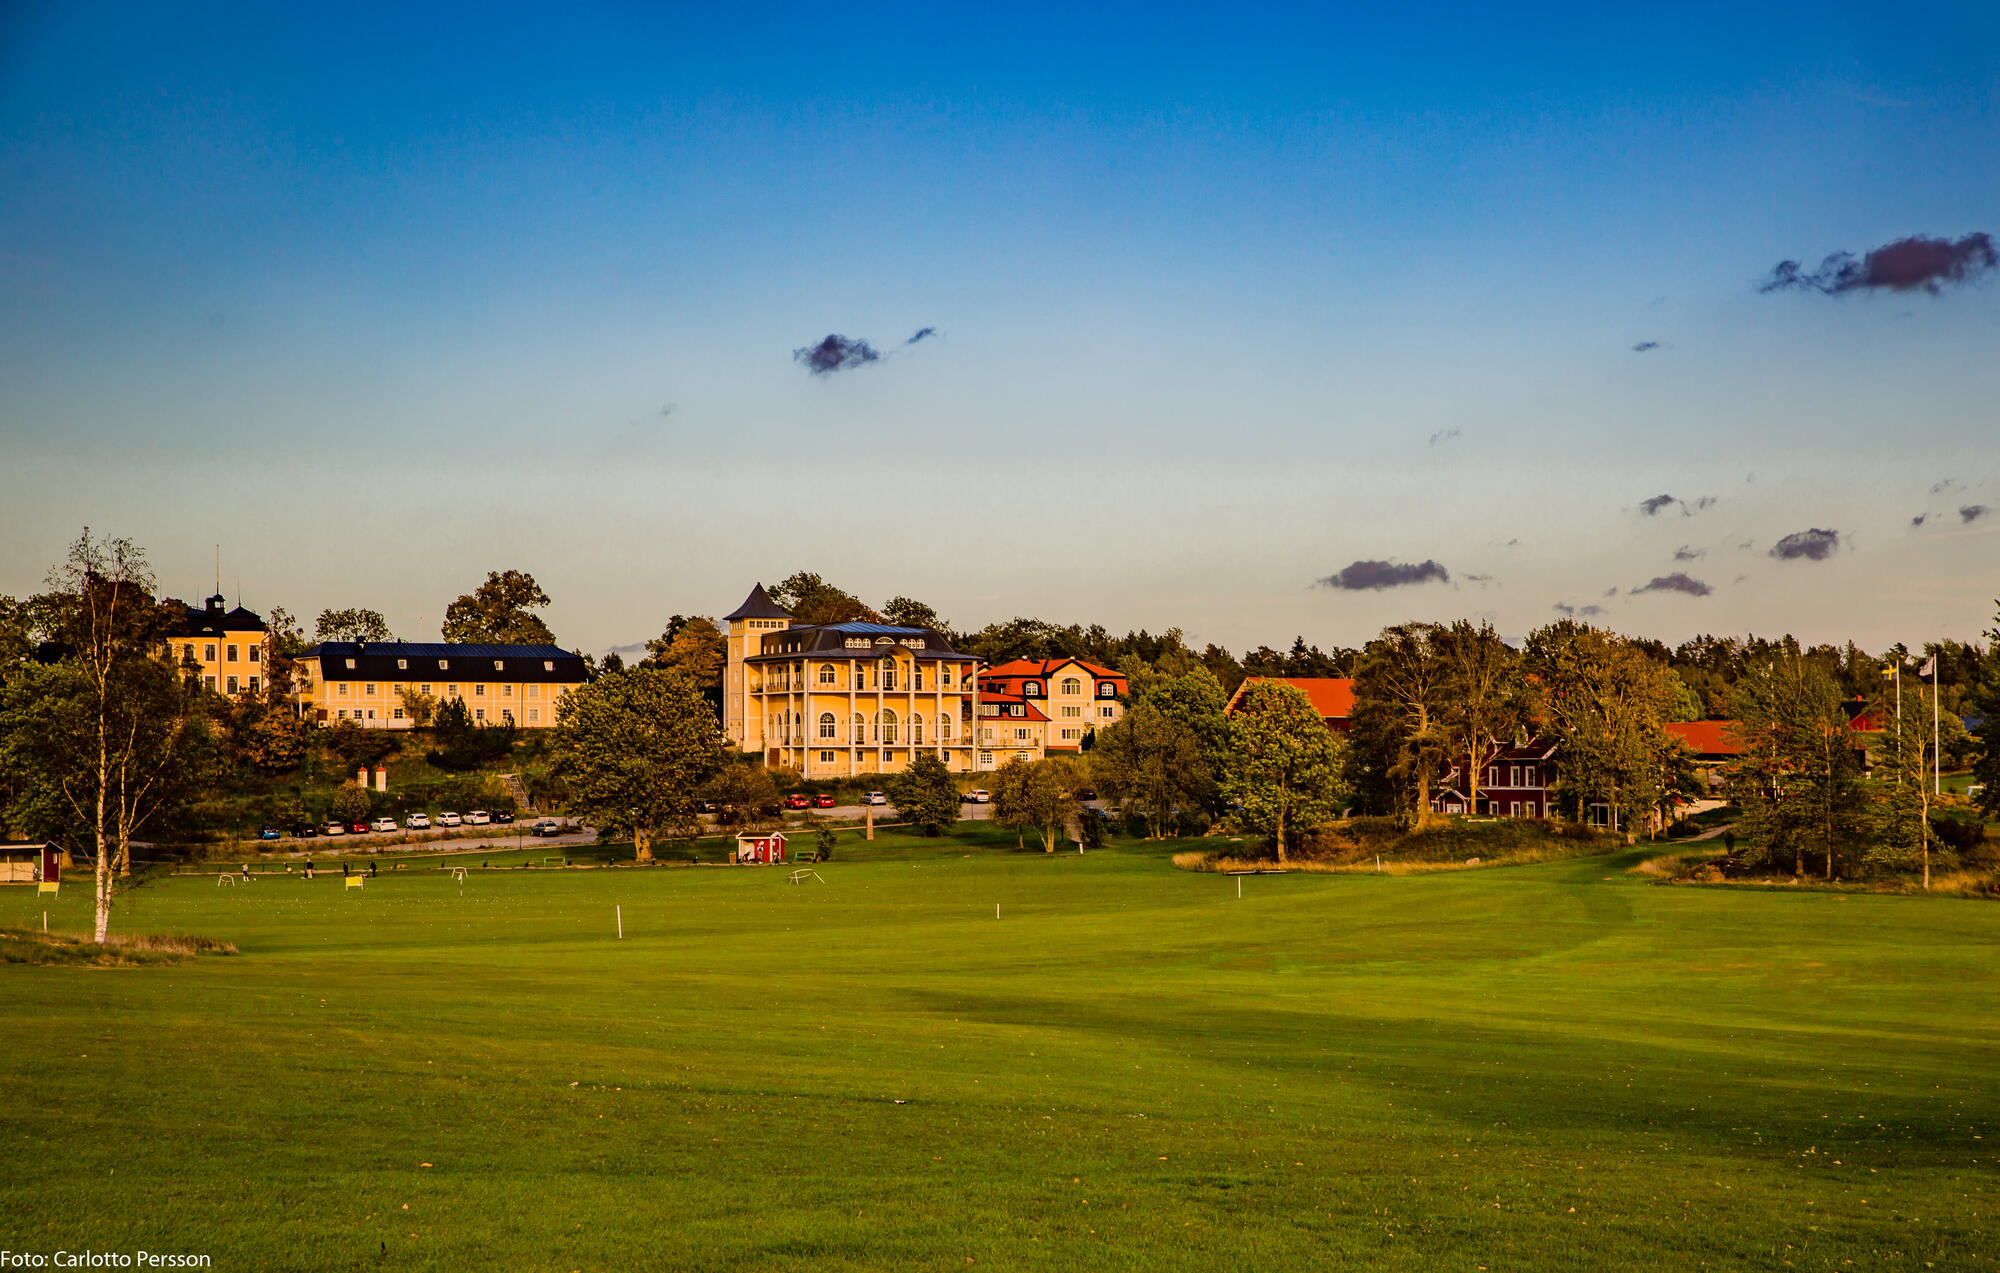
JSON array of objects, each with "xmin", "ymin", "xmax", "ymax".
[
  {"xmin": 911, "ymin": 716, "xmax": 924, "ymax": 745},
  {"xmin": 912, "ymin": 667, "xmax": 924, "ymax": 691},
  {"xmin": 818, "ymin": 712, "xmax": 836, "ymax": 740},
  {"xmin": 818, "ymin": 664, "xmax": 836, "ymax": 685},
  {"xmin": 942, "ymin": 666, "xmax": 954, "ymax": 687},
  {"xmin": 939, "ymin": 712, "xmax": 953, "ymax": 739},
  {"xmin": 1060, "ymin": 677, "xmax": 1082, "ymax": 695},
  {"xmin": 1099, "ymin": 682, "xmax": 1116, "ymax": 697},
  {"xmin": 852, "ymin": 712, "xmax": 865, "ymax": 743},
  {"xmin": 880, "ymin": 658, "xmax": 897, "ymax": 691},
  {"xmin": 879, "ymin": 708, "xmax": 898, "ymax": 744},
  {"xmin": 1024, "ymin": 681, "xmax": 1041, "ymax": 696}
]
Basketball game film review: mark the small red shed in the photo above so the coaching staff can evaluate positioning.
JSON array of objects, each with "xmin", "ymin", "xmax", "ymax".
[{"xmin": 735, "ymin": 832, "xmax": 787, "ymax": 864}]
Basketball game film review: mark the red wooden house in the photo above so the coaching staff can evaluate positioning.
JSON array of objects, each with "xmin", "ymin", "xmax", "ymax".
[{"xmin": 1432, "ymin": 736, "xmax": 1559, "ymax": 818}]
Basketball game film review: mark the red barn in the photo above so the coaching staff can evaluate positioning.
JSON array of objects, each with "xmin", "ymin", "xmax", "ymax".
[{"xmin": 735, "ymin": 832, "xmax": 787, "ymax": 864}]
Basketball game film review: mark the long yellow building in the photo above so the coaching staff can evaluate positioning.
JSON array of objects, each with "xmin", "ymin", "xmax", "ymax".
[
  {"xmin": 295, "ymin": 641, "xmax": 588, "ymax": 729},
  {"xmin": 723, "ymin": 583, "xmax": 993, "ymax": 776}
]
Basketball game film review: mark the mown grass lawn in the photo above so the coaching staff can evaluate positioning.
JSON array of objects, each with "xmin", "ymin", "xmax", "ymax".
[{"xmin": 1, "ymin": 827, "xmax": 1995, "ymax": 1271}]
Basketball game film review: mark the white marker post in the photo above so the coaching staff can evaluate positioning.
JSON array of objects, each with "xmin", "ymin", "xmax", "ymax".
[
  {"xmin": 995, "ymin": 903, "xmax": 999, "ymax": 919},
  {"xmin": 617, "ymin": 905, "xmax": 623, "ymax": 940},
  {"xmin": 1237, "ymin": 876, "xmax": 1241, "ymax": 899}
]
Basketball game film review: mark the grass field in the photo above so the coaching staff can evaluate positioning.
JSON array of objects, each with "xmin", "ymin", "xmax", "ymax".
[{"xmin": 2, "ymin": 828, "xmax": 1996, "ymax": 1271}]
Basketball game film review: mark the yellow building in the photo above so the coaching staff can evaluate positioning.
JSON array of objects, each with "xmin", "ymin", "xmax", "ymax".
[
  {"xmin": 975, "ymin": 658, "xmax": 1128, "ymax": 753},
  {"xmin": 723, "ymin": 583, "xmax": 993, "ymax": 776},
  {"xmin": 295, "ymin": 641, "xmax": 588, "ymax": 729},
  {"xmin": 163, "ymin": 594, "xmax": 270, "ymax": 697}
]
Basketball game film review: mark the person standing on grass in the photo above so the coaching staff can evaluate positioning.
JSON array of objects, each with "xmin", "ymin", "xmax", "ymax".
[
  {"xmin": 241, "ymin": 863, "xmax": 251, "ymax": 881},
  {"xmin": 304, "ymin": 858, "xmax": 314, "ymax": 879},
  {"xmin": 368, "ymin": 861, "xmax": 377, "ymax": 878},
  {"xmin": 342, "ymin": 861, "xmax": 350, "ymax": 878}
]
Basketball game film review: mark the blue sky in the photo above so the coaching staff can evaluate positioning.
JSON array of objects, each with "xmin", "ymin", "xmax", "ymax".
[{"xmin": 3, "ymin": 2, "xmax": 1996, "ymax": 655}]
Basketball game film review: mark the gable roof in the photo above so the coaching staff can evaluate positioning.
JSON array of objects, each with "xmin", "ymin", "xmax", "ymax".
[
  {"xmin": 165, "ymin": 595, "xmax": 268, "ymax": 638},
  {"xmin": 1665, "ymin": 719, "xmax": 1742, "ymax": 756},
  {"xmin": 979, "ymin": 658, "xmax": 1125, "ymax": 683},
  {"xmin": 1224, "ymin": 677, "xmax": 1356, "ymax": 720},
  {"xmin": 724, "ymin": 583, "xmax": 793, "ymax": 621}
]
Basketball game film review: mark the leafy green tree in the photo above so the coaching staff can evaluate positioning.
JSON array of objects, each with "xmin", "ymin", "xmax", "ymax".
[
  {"xmin": 1524, "ymin": 620, "xmax": 1684, "ymax": 835},
  {"xmin": 332, "ymin": 782, "xmax": 371, "ymax": 823},
  {"xmin": 767, "ymin": 573, "xmax": 880, "ymax": 626},
  {"xmin": 1724, "ymin": 645, "xmax": 1868, "ymax": 879},
  {"xmin": 396, "ymin": 686, "xmax": 440, "ymax": 727},
  {"xmin": 1088, "ymin": 701, "xmax": 1210, "ymax": 838},
  {"xmin": 703, "ymin": 761, "xmax": 780, "ymax": 827},
  {"xmin": 1348, "ymin": 622, "xmax": 1450, "ymax": 827},
  {"xmin": 441, "ymin": 570, "xmax": 556, "ymax": 645},
  {"xmin": 549, "ymin": 668, "xmax": 726, "ymax": 861},
  {"xmin": 1867, "ymin": 694, "xmax": 1936, "ymax": 886},
  {"xmin": 887, "ymin": 754, "xmax": 961, "ymax": 836},
  {"xmin": 880, "ymin": 597, "xmax": 948, "ymax": 632},
  {"xmin": 1437, "ymin": 620, "xmax": 1529, "ymax": 817},
  {"xmin": 991, "ymin": 756, "xmax": 1083, "ymax": 852},
  {"xmin": 1225, "ymin": 680, "xmax": 1346, "ymax": 863},
  {"xmin": 1974, "ymin": 602, "xmax": 2000, "ymax": 821},
  {"xmin": 645, "ymin": 615, "xmax": 727, "ymax": 690},
  {"xmin": 315, "ymin": 608, "xmax": 392, "ymax": 643}
]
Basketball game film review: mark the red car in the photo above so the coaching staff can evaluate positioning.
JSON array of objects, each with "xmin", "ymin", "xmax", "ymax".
[
  {"xmin": 814, "ymin": 794, "xmax": 836, "ymax": 808},
  {"xmin": 783, "ymin": 794, "xmax": 812, "ymax": 810},
  {"xmin": 347, "ymin": 820, "xmax": 370, "ymax": 835}
]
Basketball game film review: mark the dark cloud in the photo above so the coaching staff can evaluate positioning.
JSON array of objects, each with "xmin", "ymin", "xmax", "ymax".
[
  {"xmin": 1770, "ymin": 528, "xmax": 1842, "ymax": 561},
  {"xmin": 1318, "ymin": 559, "xmax": 1450, "ymax": 591},
  {"xmin": 1911, "ymin": 514, "xmax": 1929, "ymax": 528},
  {"xmin": 1603, "ymin": 587, "xmax": 1620, "ymax": 598},
  {"xmin": 1631, "ymin": 340, "xmax": 1661, "ymax": 353},
  {"xmin": 1689, "ymin": 496, "xmax": 1715, "ymax": 513},
  {"xmin": 1428, "ymin": 427, "xmax": 1462, "ymax": 447},
  {"xmin": 1639, "ymin": 494, "xmax": 1678, "ymax": 516},
  {"xmin": 1633, "ymin": 572, "xmax": 1713, "ymax": 597},
  {"xmin": 793, "ymin": 334, "xmax": 881, "ymax": 375},
  {"xmin": 1552, "ymin": 602, "xmax": 1605, "ymax": 618},
  {"xmin": 1963, "ymin": 504, "xmax": 1992, "ymax": 524},
  {"xmin": 1760, "ymin": 233, "xmax": 1998, "ymax": 296},
  {"xmin": 906, "ymin": 326, "xmax": 937, "ymax": 345},
  {"xmin": 1674, "ymin": 545, "xmax": 1705, "ymax": 561}
]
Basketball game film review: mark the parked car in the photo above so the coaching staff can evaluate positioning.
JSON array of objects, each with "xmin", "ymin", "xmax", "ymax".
[
  {"xmin": 370, "ymin": 817, "xmax": 398, "ymax": 833},
  {"xmin": 697, "ymin": 800, "xmax": 717, "ymax": 814},
  {"xmin": 347, "ymin": 820, "xmax": 370, "ymax": 835},
  {"xmin": 323, "ymin": 821, "xmax": 346, "ymax": 836},
  {"xmin": 258, "ymin": 825, "xmax": 282, "ymax": 840},
  {"xmin": 405, "ymin": 813, "xmax": 431, "ymax": 829},
  {"xmin": 468, "ymin": 810, "xmax": 491, "ymax": 826},
  {"xmin": 290, "ymin": 824, "xmax": 318, "ymax": 838},
  {"xmin": 784, "ymin": 794, "xmax": 813, "ymax": 810},
  {"xmin": 814, "ymin": 794, "xmax": 837, "ymax": 808},
  {"xmin": 962, "ymin": 789, "xmax": 991, "ymax": 804},
  {"xmin": 438, "ymin": 812, "xmax": 463, "ymax": 827},
  {"xmin": 864, "ymin": 791, "xmax": 887, "ymax": 806},
  {"xmin": 493, "ymin": 811, "xmax": 514, "ymax": 824},
  {"xmin": 532, "ymin": 819, "xmax": 562, "ymax": 837}
]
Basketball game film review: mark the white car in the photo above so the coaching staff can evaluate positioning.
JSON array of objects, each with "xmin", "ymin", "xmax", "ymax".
[
  {"xmin": 405, "ymin": 813, "xmax": 431, "ymax": 829},
  {"xmin": 963, "ymin": 789, "xmax": 991, "ymax": 804},
  {"xmin": 438, "ymin": 812, "xmax": 463, "ymax": 828},
  {"xmin": 468, "ymin": 810, "xmax": 491, "ymax": 826},
  {"xmin": 369, "ymin": 817, "xmax": 398, "ymax": 833},
  {"xmin": 863, "ymin": 791, "xmax": 887, "ymax": 806}
]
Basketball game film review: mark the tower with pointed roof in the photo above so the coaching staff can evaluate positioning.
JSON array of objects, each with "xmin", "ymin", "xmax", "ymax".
[{"xmin": 722, "ymin": 583, "xmax": 794, "ymax": 755}]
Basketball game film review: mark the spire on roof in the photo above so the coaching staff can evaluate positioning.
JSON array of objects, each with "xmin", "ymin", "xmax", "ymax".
[{"xmin": 722, "ymin": 582, "xmax": 794, "ymax": 622}]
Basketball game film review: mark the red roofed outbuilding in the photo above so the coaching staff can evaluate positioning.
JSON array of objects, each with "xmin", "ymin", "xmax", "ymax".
[{"xmin": 1223, "ymin": 677, "xmax": 1356, "ymax": 733}]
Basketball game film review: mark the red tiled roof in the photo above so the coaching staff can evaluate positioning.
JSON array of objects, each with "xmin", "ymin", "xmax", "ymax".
[
  {"xmin": 1225, "ymin": 677, "xmax": 1355, "ymax": 721},
  {"xmin": 1665, "ymin": 720, "xmax": 1743, "ymax": 756},
  {"xmin": 980, "ymin": 657, "xmax": 1125, "ymax": 683},
  {"xmin": 978, "ymin": 692, "xmax": 1050, "ymax": 722}
]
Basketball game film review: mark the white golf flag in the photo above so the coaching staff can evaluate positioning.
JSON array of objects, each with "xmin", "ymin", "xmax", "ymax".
[{"xmin": 1919, "ymin": 658, "xmax": 1936, "ymax": 676}]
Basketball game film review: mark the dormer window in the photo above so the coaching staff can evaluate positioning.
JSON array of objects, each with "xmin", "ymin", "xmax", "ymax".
[
  {"xmin": 397, "ymin": 659, "xmax": 408, "ymax": 670},
  {"xmin": 1024, "ymin": 682, "xmax": 1041, "ymax": 696},
  {"xmin": 345, "ymin": 658, "xmax": 356, "ymax": 670},
  {"xmin": 439, "ymin": 659, "xmax": 450, "ymax": 671},
  {"xmin": 544, "ymin": 660, "xmax": 555, "ymax": 671},
  {"xmin": 1098, "ymin": 682, "xmax": 1116, "ymax": 697}
]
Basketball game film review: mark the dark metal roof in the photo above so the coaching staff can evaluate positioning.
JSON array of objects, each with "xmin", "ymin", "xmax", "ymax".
[
  {"xmin": 723, "ymin": 583, "xmax": 793, "ymax": 621},
  {"xmin": 745, "ymin": 622, "xmax": 977, "ymax": 663},
  {"xmin": 306, "ymin": 642, "xmax": 589, "ymax": 684}
]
